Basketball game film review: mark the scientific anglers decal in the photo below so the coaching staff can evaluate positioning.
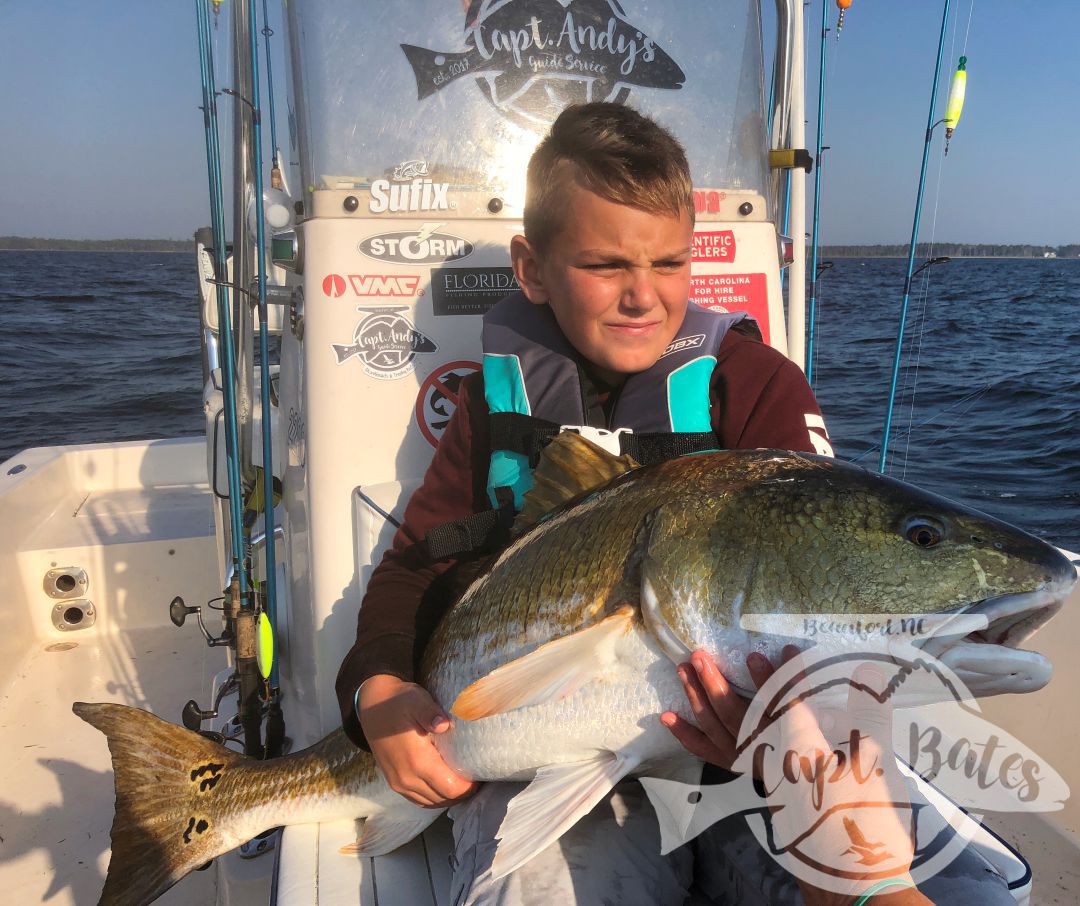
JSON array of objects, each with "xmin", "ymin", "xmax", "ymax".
[
  {"xmin": 370, "ymin": 160, "xmax": 454, "ymax": 214},
  {"xmin": 430, "ymin": 266, "xmax": 519, "ymax": 316},
  {"xmin": 415, "ymin": 360, "xmax": 481, "ymax": 447},
  {"xmin": 322, "ymin": 273, "xmax": 423, "ymax": 299},
  {"xmin": 400, "ymin": 0, "xmax": 685, "ymax": 130},
  {"xmin": 359, "ymin": 223, "xmax": 474, "ymax": 266},
  {"xmin": 332, "ymin": 307, "xmax": 438, "ymax": 380},
  {"xmin": 692, "ymin": 230, "xmax": 736, "ymax": 263}
]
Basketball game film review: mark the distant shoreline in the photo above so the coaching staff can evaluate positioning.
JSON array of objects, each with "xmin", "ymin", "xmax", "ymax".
[{"xmin": 0, "ymin": 238, "xmax": 192, "ymax": 253}]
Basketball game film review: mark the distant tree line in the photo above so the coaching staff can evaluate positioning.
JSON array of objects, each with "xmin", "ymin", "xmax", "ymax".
[
  {"xmin": 819, "ymin": 242, "xmax": 1080, "ymax": 258},
  {"xmin": 0, "ymin": 236, "xmax": 193, "ymax": 252}
]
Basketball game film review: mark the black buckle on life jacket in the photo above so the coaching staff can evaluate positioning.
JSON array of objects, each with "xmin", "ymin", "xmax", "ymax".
[{"xmin": 423, "ymin": 485, "xmax": 516, "ymax": 563}]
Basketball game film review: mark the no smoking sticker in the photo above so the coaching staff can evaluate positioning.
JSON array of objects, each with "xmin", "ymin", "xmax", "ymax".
[{"xmin": 414, "ymin": 361, "xmax": 480, "ymax": 448}]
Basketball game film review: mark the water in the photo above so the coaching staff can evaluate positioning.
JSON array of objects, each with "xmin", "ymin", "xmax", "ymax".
[{"xmin": 1, "ymin": 252, "xmax": 1077, "ymax": 548}]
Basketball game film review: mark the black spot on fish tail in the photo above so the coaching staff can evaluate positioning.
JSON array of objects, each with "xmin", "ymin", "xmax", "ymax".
[{"xmin": 190, "ymin": 761, "xmax": 225, "ymax": 792}]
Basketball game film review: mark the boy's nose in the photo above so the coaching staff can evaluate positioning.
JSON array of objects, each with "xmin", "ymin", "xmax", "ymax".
[{"xmin": 622, "ymin": 268, "xmax": 661, "ymax": 312}]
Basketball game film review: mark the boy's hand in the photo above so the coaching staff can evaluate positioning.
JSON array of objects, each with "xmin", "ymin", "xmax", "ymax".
[
  {"xmin": 659, "ymin": 649, "xmax": 773, "ymax": 770},
  {"xmin": 357, "ymin": 674, "xmax": 479, "ymax": 808}
]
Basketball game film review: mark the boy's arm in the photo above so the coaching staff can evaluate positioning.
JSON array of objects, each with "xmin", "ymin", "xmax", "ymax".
[
  {"xmin": 711, "ymin": 329, "xmax": 833, "ymax": 456},
  {"xmin": 335, "ymin": 372, "xmax": 490, "ymax": 748}
]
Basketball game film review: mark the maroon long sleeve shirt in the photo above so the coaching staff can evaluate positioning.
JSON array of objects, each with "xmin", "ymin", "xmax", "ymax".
[{"xmin": 335, "ymin": 324, "xmax": 830, "ymax": 747}]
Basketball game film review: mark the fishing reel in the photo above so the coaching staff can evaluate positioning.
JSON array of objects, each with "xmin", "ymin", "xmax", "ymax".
[{"xmin": 170, "ymin": 594, "xmax": 232, "ymax": 647}]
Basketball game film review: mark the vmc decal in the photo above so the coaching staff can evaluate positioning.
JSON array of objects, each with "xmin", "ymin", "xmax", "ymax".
[{"xmin": 400, "ymin": 0, "xmax": 685, "ymax": 129}]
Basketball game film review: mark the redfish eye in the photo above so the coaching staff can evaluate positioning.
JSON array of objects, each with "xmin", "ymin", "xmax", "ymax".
[{"xmin": 906, "ymin": 520, "xmax": 943, "ymax": 548}]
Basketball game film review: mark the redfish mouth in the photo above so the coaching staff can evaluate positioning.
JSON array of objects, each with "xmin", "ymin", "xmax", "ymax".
[{"xmin": 917, "ymin": 575, "xmax": 1075, "ymax": 695}]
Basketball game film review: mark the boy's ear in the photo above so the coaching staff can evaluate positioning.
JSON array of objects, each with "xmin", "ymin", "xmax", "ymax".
[{"xmin": 510, "ymin": 234, "xmax": 549, "ymax": 305}]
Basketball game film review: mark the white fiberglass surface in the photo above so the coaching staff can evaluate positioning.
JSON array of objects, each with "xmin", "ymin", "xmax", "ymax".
[
  {"xmin": 288, "ymin": 0, "xmax": 767, "ymax": 205},
  {"xmin": 0, "ymin": 627, "xmax": 224, "ymax": 905}
]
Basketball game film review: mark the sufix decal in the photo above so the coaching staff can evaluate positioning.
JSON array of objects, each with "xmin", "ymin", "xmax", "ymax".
[
  {"xmin": 369, "ymin": 160, "xmax": 453, "ymax": 214},
  {"xmin": 401, "ymin": 0, "xmax": 685, "ymax": 130},
  {"xmin": 358, "ymin": 223, "xmax": 474, "ymax": 266},
  {"xmin": 332, "ymin": 307, "xmax": 438, "ymax": 380}
]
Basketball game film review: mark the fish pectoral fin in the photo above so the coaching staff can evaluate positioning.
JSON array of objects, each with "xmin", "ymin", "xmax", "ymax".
[
  {"xmin": 339, "ymin": 808, "xmax": 443, "ymax": 857},
  {"xmin": 450, "ymin": 606, "xmax": 636, "ymax": 720},
  {"xmin": 490, "ymin": 752, "xmax": 640, "ymax": 881}
]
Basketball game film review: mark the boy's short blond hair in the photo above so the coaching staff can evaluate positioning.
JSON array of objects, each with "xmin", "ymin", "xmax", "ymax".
[{"xmin": 523, "ymin": 102, "xmax": 695, "ymax": 252}]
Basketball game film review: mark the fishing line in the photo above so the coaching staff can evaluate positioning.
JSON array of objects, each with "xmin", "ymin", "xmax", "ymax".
[
  {"xmin": 849, "ymin": 379, "xmax": 993, "ymax": 465},
  {"xmin": 808, "ymin": 5, "xmax": 846, "ymax": 386},
  {"xmin": 898, "ymin": 141, "xmax": 949, "ymax": 479}
]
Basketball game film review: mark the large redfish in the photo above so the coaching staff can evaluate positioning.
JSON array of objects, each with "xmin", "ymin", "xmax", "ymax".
[{"xmin": 75, "ymin": 434, "xmax": 1075, "ymax": 905}]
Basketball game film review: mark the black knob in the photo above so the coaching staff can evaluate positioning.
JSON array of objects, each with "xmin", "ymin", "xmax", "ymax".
[
  {"xmin": 170, "ymin": 596, "xmax": 199, "ymax": 628},
  {"xmin": 343, "ymin": 195, "xmax": 359, "ymax": 212},
  {"xmin": 738, "ymin": 201, "xmax": 754, "ymax": 216},
  {"xmin": 182, "ymin": 699, "xmax": 216, "ymax": 731},
  {"xmin": 487, "ymin": 197, "xmax": 503, "ymax": 214}
]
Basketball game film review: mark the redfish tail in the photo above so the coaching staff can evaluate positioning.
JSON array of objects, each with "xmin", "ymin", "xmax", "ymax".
[{"xmin": 74, "ymin": 701, "xmax": 249, "ymax": 906}]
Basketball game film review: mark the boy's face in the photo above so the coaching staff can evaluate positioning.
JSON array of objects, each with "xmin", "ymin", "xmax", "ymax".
[{"xmin": 511, "ymin": 186, "xmax": 693, "ymax": 385}]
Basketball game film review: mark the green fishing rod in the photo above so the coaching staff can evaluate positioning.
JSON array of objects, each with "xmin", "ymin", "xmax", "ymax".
[{"xmin": 196, "ymin": 0, "xmax": 247, "ymax": 599}]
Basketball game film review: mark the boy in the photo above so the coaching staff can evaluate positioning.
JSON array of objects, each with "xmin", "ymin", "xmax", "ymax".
[{"xmin": 336, "ymin": 103, "xmax": 947, "ymax": 903}]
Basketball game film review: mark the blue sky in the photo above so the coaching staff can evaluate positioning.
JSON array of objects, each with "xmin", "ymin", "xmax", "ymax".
[{"xmin": 1, "ymin": 0, "xmax": 1076, "ymax": 244}]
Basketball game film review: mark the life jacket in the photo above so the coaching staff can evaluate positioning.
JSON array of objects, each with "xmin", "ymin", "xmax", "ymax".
[
  {"xmin": 482, "ymin": 291, "xmax": 746, "ymax": 510},
  {"xmin": 423, "ymin": 292, "xmax": 745, "ymax": 561}
]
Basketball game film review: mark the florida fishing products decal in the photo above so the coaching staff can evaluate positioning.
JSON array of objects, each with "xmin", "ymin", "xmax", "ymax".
[
  {"xmin": 400, "ymin": 0, "xmax": 686, "ymax": 130},
  {"xmin": 690, "ymin": 273, "xmax": 770, "ymax": 344},
  {"xmin": 415, "ymin": 360, "xmax": 481, "ymax": 447},
  {"xmin": 369, "ymin": 160, "xmax": 454, "ymax": 214},
  {"xmin": 332, "ymin": 307, "xmax": 438, "ymax": 380},
  {"xmin": 359, "ymin": 223, "xmax": 474, "ymax": 266},
  {"xmin": 430, "ymin": 266, "xmax": 520, "ymax": 316}
]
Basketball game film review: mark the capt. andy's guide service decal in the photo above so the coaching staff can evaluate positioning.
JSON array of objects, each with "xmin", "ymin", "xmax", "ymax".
[
  {"xmin": 333, "ymin": 307, "xmax": 438, "ymax": 380},
  {"xmin": 401, "ymin": 0, "xmax": 685, "ymax": 129}
]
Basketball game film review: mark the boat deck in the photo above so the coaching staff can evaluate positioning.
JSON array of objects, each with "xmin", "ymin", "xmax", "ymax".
[{"xmin": 0, "ymin": 625, "xmax": 263, "ymax": 905}]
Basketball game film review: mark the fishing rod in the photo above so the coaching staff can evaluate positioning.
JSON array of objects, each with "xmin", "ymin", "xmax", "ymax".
[
  {"xmin": 244, "ymin": 0, "xmax": 283, "ymax": 707},
  {"xmin": 878, "ymin": 0, "xmax": 953, "ymax": 473},
  {"xmin": 805, "ymin": 0, "xmax": 831, "ymax": 384},
  {"xmin": 196, "ymin": 0, "xmax": 247, "ymax": 599},
  {"xmin": 259, "ymin": 0, "xmax": 282, "ymax": 185}
]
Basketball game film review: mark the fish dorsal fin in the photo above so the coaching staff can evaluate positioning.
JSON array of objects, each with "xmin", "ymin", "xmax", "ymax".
[{"xmin": 513, "ymin": 431, "xmax": 640, "ymax": 534}]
